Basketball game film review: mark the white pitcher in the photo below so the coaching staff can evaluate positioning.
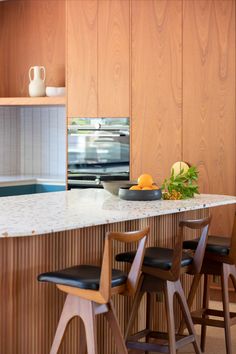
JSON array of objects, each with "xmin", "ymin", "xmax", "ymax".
[{"xmin": 28, "ymin": 66, "xmax": 46, "ymax": 97}]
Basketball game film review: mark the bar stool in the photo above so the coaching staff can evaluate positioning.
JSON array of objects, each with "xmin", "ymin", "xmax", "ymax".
[
  {"xmin": 38, "ymin": 227, "xmax": 149, "ymax": 354},
  {"xmin": 181, "ymin": 212, "xmax": 236, "ymax": 354},
  {"xmin": 116, "ymin": 216, "xmax": 211, "ymax": 354}
]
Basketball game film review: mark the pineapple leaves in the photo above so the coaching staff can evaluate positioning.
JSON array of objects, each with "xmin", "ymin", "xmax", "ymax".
[{"xmin": 161, "ymin": 166, "xmax": 199, "ymax": 200}]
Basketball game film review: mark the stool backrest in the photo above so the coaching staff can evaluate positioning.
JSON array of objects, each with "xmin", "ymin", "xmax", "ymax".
[
  {"xmin": 99, "ymin": 227, "xmax": 149, "ymax": 303},
  {"xmin": 229, "ymin": 211, "xmax": 236, "ymax": 263},
  {"xmin": 171, "ymin": 216, "xmax": 212, "ymax": 280}
]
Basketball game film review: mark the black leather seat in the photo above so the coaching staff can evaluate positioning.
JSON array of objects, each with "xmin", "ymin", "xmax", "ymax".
[
  {"xmin": 183, "ymin": 235, "xmax": 230, "ymax": 256},
  {"xmin": 116, "ymin": 247, "xmax": 193, "ymax": 270},
  {"xmin": 38, "ymin": 265, "xmax": 127, "ymax": 291}
]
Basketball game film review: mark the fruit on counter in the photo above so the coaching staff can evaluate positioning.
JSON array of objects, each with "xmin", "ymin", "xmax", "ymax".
[
  {"xmin": 171, "ymin": 161, "xmax": 189, "ymax": 176},
  {"xmin": 163, "ymin": 190, "xmax": 182, "ymax": 200},
  {"xmin": 137, "ymin": 174, "xmax": 154, "ymax": 188},
  {"xmin": 129, "ymin": 174, "xmax": 159, "ymax": 191},
  {"xmin": 161, "ymin": 165, "xmax": 199, "ymax": 200},
  {"xmin": 129, "ymin": 185, "xmax": 142, "ymax": 190}
]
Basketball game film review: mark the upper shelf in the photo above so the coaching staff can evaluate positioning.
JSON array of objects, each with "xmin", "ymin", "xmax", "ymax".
[{"xmin": 0, "ymin": 97, "xmax": 66, "ymax": 106}]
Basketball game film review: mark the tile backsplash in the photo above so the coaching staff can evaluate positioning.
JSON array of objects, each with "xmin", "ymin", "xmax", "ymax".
[
  {"xmin": 0, "ymin": 106, "xmax": 66, "ymax": 178},
  {"xmin": 0, "ymin": 107, "xmax": 21, "ymax": 175}
]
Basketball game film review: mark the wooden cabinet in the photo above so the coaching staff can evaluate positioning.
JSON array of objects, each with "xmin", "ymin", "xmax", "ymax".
[
  {"xmin": 131, "ymin": 0, "xmax": 182, "ymax": 183},
  {"xmin": 67, "ymin": 0, "xmax": 130, "ymax": 118},
  {"xmin": 67, "ymin": 0, "xmax": 98, "ymax": 117},
  {"xmin": 183, "ymin": 0, "xmax": 236, "ymax": 235},
  {"xmin": 98, "ymin": 0, "xmax": 130, "ymax": 117},
  {"xmin": 0, "ymin": 0, "xmax": 65, "ymax": 98}
]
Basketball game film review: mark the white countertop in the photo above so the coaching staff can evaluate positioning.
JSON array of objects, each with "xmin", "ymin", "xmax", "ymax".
[
  {"xmin": 0, "ymin": 175, "xmax": 66, "ymax": 186},
  {"xmin": 0, "ymin": 189, "xmax": 235, "ymax": 238}
]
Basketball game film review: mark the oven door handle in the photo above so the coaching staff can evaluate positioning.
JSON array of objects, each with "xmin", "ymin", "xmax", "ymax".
[{"xmin": 68, "ymin": 133, "xmax": 128, "ymax": 138}]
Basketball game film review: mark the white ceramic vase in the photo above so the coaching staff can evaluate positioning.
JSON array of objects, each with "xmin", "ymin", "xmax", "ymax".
[{"xmin": 28, "ymin": 66, "xmax": 46, "ymax": 97}]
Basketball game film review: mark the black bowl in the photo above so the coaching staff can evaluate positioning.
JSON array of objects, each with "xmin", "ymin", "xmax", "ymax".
[{"xmin": 118, "ymin": 186, "xmax": 162, "ymax": 201}]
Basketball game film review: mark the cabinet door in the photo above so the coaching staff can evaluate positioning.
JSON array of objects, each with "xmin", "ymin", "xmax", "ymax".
[
  {"xmin": 183, "ymin": 0, "xmax": 235, "ymax": 235},
  {"xmin": 131, "ymin": 0, "xmax": 182, "ymax": 183},
  {"xmin": 67, "ymin": 0, "xmax": 98, "ymax": 117},
  {"xmin": 98, "ymin": 0, "xmax": 130, "ymax": 117}
]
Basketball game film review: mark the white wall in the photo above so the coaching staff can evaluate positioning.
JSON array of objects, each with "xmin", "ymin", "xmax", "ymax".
[{"xmin": 0, "ymin": 106, "xmax": 66, "ymax": 178}]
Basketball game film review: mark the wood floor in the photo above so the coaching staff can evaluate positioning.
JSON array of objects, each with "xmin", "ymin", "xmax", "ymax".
[
  {"xmin": 129, "ymin": 302, "xmax": 236, "ymax": 354},
  {"xmin": 179, "ymin": 301, "xmax": 236, "ymax": 354}
]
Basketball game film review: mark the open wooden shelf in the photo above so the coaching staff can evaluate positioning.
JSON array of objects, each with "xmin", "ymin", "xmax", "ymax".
[{"xmin": 0, "ymin": 96, "xmax": 66, "ymax": 106}]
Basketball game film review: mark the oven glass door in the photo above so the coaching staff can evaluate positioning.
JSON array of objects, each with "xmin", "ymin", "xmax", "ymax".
[{"xmin": 68, "ymin": 118, "xmax": 130, "ymax": 178}]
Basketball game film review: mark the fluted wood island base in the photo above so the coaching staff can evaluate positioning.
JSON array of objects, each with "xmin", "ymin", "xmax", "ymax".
[{"xmin": 0, "ymin": 190, "xmax": 235, "ymax": 354}]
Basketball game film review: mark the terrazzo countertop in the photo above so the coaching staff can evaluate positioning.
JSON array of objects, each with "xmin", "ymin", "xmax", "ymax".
[{"xmin": 0, "ymin": 189, "xmax": 235, "ymax": 238}]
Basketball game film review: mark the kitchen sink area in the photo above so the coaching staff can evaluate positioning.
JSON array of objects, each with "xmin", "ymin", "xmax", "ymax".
[{"xmin": 0, "ymin": 176, "xmax": 65, "ymax": 197}]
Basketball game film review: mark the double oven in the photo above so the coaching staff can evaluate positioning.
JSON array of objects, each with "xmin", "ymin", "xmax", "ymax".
[{"xmin": 68, "ymin": 118, "xmax": 130, "ymax": 189}]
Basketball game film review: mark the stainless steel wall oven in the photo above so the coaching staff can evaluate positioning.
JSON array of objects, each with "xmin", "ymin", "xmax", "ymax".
[{"xmin": 68, "ymin": 118, "xmax": 130, "ymax": 188}]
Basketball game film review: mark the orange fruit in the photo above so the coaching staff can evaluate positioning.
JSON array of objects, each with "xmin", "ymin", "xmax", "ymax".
[
  {"xmin": 142, "ymin": 186, "xmax": 153, "ymax": 190},
  {"xmin": 129, "ymin": 185, "xmax": 142, "ymax": 190},
  {"xmin": 152, "ymin": 185, "xmax": 159, "ymax": 190},
  {"xmin": 137, "ymin": 174, "xmax": 154, "ymax": 188}
]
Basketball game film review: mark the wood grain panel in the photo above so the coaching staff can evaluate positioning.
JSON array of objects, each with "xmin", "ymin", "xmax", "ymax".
[
  {"xmin": 0, "ymin": 97, "xmax": 66, "ymax": 106},
  {"xmin": 0, "ymin": 3, "xmax": 5, "ymax": 97},
  {"xmin": 0, "ymin": 0, "xmax": 65, "ymax": 97},
  {"xmin": 0, "ymin": 210, "xmax": 205, "ymax": 354},
  {"xmin": 98, "ymin": 0, "xmax": 130, "ymax": 117},
  {"xmin": 131, "ymin": 0, "xmax": 182, "ymax": 185},
  {"xmin": 67, "ymin": 0, "xmax": 98, "ymax": 117},
  {"xmin": 183, "ymin": 0, "xmax": 236, "ymax": 235}
]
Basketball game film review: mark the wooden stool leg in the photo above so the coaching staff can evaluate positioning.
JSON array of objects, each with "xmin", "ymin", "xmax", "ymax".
[
  {"xmin": 104, "ymin": 300, "xmax": 128, "ymax": 354},
  {"xmin": 175, "ymin": 280, "xmax": 201, "ymax": 354},
  {"xmin": 145, "ymin": 292, "xmax": 152, "ymax": 354},
  {"xmin": 79, "ymin": 320, "xmax": 87, "ymax": 354},
  {"xmin": 179, "ymin": 274, "xmax": 202, "ymax": 334},
  {"xmin": 146, "ymin": 292, "xmax": 152, "ymax": 329},
  {"xmin": 222, "ymin": 264, "xmax": 233, "ymax": 354},
  {"xmin": 201, "ymin": 274, "xmax": 209, "ymax": 352},
  {"xmin": 50, "ymin": 294, "xmax": 79, "ymax": 354},
  {"xmin": 164, "ymin": 281, "xmax": 177, "ymax": 354},
  {"xmin": 230, "ymin": 266, "xmax": 236, "ymax": 292},
  {"xmin": 79, "ymin": 299, "xmax": 98, "ymax": 354},
  {"xmin": 50, "ymin": 295, "xmax": 96, "ymax": 354},
  {"xmin": 125, "ymin": 277, "xmax": 145, "ymax": 339}
]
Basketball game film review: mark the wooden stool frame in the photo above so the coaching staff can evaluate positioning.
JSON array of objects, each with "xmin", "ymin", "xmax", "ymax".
[
  {"xmin": 48, "ymin": 227, "xmax": 149, "ymax": 354},
  {"xmin": 124, "ymin": 216, "xmax": 211, "ymax": 354},
  {"xmin": 180, "ymin": 213, "xmax": 236, "ymax": 354}
]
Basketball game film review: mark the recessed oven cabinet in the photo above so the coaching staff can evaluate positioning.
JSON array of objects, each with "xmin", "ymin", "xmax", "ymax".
[{"xmin": 68, "ymin": 118, "xmax": 130, "ymax": 188}]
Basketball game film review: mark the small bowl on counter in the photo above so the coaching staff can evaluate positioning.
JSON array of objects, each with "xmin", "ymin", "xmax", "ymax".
[
  {"xmin": 119, "ymin": 186, "xmax": 162, "ymax": 201},
  {"xmin": 102, "ymin": 180, "xmax": 136, "ymax": 196}
]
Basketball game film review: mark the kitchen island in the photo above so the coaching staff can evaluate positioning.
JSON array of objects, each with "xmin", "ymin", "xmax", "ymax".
[{"xmin": 0, "ymin": 189, "xmax": 235, "ymax": 354}]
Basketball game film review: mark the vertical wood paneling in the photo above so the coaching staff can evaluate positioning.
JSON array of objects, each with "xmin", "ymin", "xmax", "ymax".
[
  {"xmin": 98, "ymin": 0, "xmax": 130, "ymax": 117},
  {"xmin": 0, "ymin": 238, "xmax": 15, "ymax": 354},
  {"xmin": 0, "ymin": 4, "xmax": 6, "ymax": 97},
  {"xmin": 0, "ymin": 0, "xmax": 65, "ymax": 97},
  {"xmin": 67, "ymin": 0, "xmax": 98, "ymax": 117},
  {"xmin": 131, "ymin": 0, "xmax": 182, "ymax": 184},
  {"xmin": 183, "ymin": 0, "xmax": 236, "ymax": 235},
  {"xmin": 0, "ymin": 211, "xmax": 206, "ymax": 353}
]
